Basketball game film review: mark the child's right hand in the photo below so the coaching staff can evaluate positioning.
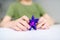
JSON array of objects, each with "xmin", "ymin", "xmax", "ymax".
[
  {"xmin": 14, "ymin": 15, "xmax": 30, "ymax": 31},
  {"xmin": 1, "ymin": 15, "xmax": 30, "ymax": 31}
]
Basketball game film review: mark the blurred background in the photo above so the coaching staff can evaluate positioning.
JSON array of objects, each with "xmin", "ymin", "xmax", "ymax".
[{"xmin": 0, "ymin": 0, "xmax": 60, "ymax": 24}]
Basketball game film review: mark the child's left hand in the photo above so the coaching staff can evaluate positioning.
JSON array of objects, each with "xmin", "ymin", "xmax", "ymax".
[{"xmin": 37, "ymin": 17, "xmax": 50, "ymax": 30}]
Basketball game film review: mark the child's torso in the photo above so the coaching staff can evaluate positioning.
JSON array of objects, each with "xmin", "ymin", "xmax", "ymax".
[{"xmin": 12, "ymin": 2, "xmax": 40, "ymax": 19}]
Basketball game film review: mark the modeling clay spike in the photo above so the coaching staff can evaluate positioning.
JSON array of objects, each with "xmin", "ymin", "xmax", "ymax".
[{"xmin": 29, "ymin": 15, "xmax": 39, "ymax": 30}]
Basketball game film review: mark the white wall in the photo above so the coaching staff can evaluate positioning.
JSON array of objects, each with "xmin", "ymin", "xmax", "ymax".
[
  {"xmin": 34, "ymin": 0, "xmax": 60, "ymax": 24},
  {"xmin": 0, "ymin": 0, "xmax": 15, "ymax": 18}
]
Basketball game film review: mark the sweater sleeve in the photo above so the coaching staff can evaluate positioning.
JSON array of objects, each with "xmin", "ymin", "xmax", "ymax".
[{"xmin": 6, "ymin": 3, "xmax": 15, "ymax": 17}]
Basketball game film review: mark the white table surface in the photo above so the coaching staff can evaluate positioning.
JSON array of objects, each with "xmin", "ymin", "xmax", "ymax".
[{"xmin": 0, "ymin": 24, "xmax": 60, "ymax": 40}]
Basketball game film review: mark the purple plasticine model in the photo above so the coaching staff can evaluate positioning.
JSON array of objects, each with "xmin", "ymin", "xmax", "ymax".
[{"xmin": 29, "ymin": 16, "xmax": 39, "ymax": 30}]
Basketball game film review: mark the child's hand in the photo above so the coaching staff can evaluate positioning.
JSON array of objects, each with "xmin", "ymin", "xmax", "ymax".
[
  {"xmin": 14, "ymin": 15, "xmax": 30, "ymax": 31},
  {"xmin": 2, "ymin": 15, "xmax": 30, "ymax": 31},
  {"xmin": 37, "ymin": 17, "xmax": 49, "ymax": 30}
]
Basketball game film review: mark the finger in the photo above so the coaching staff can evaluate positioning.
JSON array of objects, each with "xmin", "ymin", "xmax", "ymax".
[
  {"xmin": 41, "ymin": 24, "xmax": 47, "ymax": 30},
  {"xmin": 38, "ymin": 17, "xmax": 46, "ymax": 24},
  {"xmin": 21, "ymin": 15, "xmax": 29, "ymax": 23},
  {"xmin": 38, "ymin": 17, "xmax": 44, "ymax": 23},
  {"xmin": 19, "ymin": 20, "xmax": 30, "ymax": 29},
  {"xmin": 9, "ymin": 26, "xmax": 22, "ymax": 31},
  {"xmin": 37, "ymin": 20, "xmax": 46, "ymax": 29},
  {"xmin": 16, "ymin": 22, "xmax": 28, "ymax": 31},
  {"xmin": 39, "ymin": 23, "xmax": 49, "ymax": 30}
]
